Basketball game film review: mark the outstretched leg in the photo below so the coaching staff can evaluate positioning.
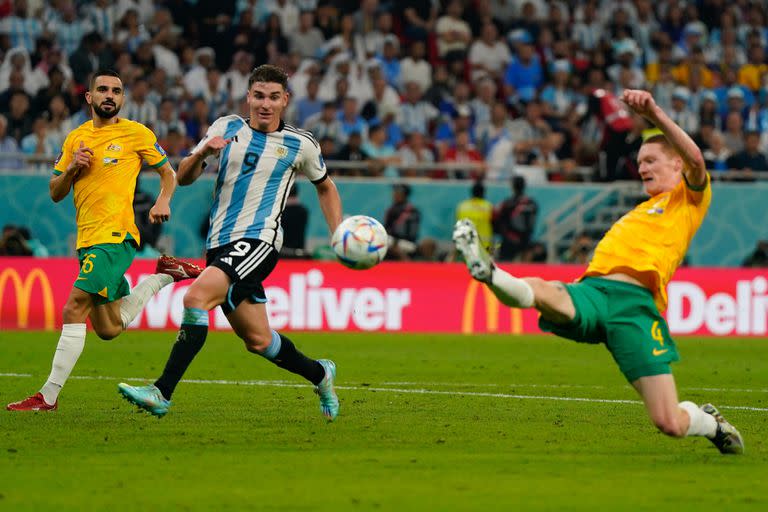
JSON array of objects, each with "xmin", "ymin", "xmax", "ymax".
[{"xmin": 633, "ymin": 374, "xmax": 744, "ymax": 454}]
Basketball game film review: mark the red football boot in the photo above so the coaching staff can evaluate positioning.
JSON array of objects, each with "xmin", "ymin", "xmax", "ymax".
[
  {"xmin": 155, "ymin": 255, "xmax": 203, "ymax": 282},
  {"xmin": 6, "ymin": 393, "xmax": 57, "ymax": 411}
]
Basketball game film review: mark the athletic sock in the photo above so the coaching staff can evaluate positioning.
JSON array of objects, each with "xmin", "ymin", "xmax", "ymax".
[
  {"xmin": 679, "ymin": 401, "xmax": 718, "ymax": 438},
  {"xmin": 488, "ymin": 267, "xmax": 535, "ymax": 308},
  {"xmin": 39, "ymin": 323, "xmax": 87, "ymax": 405},
  {"xmin": 153, "ymin": 308, "xmax": 208, "ymax": 400},
  {"xmin": 120, "ymin": 273, "xmax": 174, "ymax": 329},
  {"xmin": 257, "ymin": 331, "xmax": 325, "ymax": 385}
]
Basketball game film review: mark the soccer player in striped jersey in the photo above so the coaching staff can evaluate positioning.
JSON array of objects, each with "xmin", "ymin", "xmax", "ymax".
[
  {"xmin": 454, "ymin": 90, "xmax": 744, "ymax": 454},
  {"xmin": 118, "ymin": 65, "xmax": 344, "ymax": 421},
  {"xmin": 7, "ymin": 70, "xmax": 202, "ymax": 412}
]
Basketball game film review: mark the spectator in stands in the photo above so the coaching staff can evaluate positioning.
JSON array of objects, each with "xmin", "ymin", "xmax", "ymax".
[
  {"xmin": 672, "ymin": 46, "xmax": 715, "ymax": 89},
  {"xmin": 469, "ymin": 77, "xmax": 497, "ymax": 126},
  {"xmin": 290, "ymin": 10, "xmax": 325, "ymax": 59},
  {"xmin": 362, "ymin": 10, "xmax": 392, "ymax": 58},
  {"xmin": 0, "ymin": 47, "xmax": 36, "ymax": 98},
  {"xmin": 565, "ymin": 232, "xmax": 594, "ymax": 265},
  {"xmin": 397, "ymin": 1, "xmax": 438, "ymax": 42},
  {"xmin": 361, "ymin": 75, "xmax": 401, "ymax": 125},
  {"xmin": 0, "ymin": 70, "xmax": 31, "ymax": 114},
  {"xmin": 184, "ymin": 97, "xmax": 211, "ymax": 141},
  {"xmin": 159, "ymin": 125, "xmax": 190, "ymax": 158},
  {"xmin": 362, "ymin": 123, "xmax": 399, "ymax": 177},
  {"xmin": 475, "ymin": 102, "xmax": 513, "ymax": 156},
  {"xmin": 723, "ymin": 111, "xmax": 745, "ymax": 154},
  {"xmin": 669, "ymin": 87, "xmax": 699, "ymax": 135},
  {"xmin": 726, "ymin": 130, "xmax": 768, "ymax": 178},
  {"xmin": 50, "ymin": 2, "xmax": 93, "ymax": 57},
  {"xmin": 334, "ymin": 131, "xmax": 368, "ymax": 176},
  {"xmin": 116, "ymin": 8, "xmax": 150, "ymax": 54},
  {"xmin": 0, "ymin": 0, "xmax": 43, "ymax": 53},
  {"xmin": 305, "ymin": 101, "xmax": 343, "ymax": 146},
  {"xmin": 435, "ymin": 104, "xmax": 474, "ymax": 158},
  {"xmin": 400, "ymin": 81, "xmax": 439, "ymax": 136},
  {"xmin": 6, "ymin": 91, "xmax": 33, "ymax": 143},
  {"xmin": 292, "ymin": 76, "xmax": 323, "ymax": 128},
  {"xmin": 703, "ymin": 130, "xmax": 731, "ymax": 174},
  {"xmin": 456, "ymin": 181, "xmax": 493, "ymax": 250},
  {"xmin": 221, "ymin": 51, "xmax": 254, "ymax": 105},
  {"xmin": 20, "ymin": 116, "xmax": 58, "ymax": 165},
  {"xmin": 0, "ymin": 114, "xmax": 22, "ymax": 170},
  {"xmin": 540, "ymin": 59, "xmax": 579, "ymax": 129},
  {"xmin": 571, "ymin": 0, "xmax": 603, "ymax": 51},
  {"xmin": 281, "ymin": 185, "xmax": 309, "ymax": 258},
  {"xmin": 122, "ymin": 78, "xmax": 158, "ymax": 127},
  {"xmin": 377, "ymin": 35, "xmax": 402, "ymax": 89},
  {"xmin": 493, "ymin": 176, "xmax": 538, "ymax": 261},
  {"xmin": 384, "ymin": 183, "xmax": 421, "ymax": 260},
  {"xmin": 585, "ymin": 88, "xmax": 633, "ymax": 181},
  {"xmin": 399, "ymin": 40, "xmax": 431, "ymax": 93},
  {"xmin": 442, "ymin": 128, "xmax": 484, "ymax": 180},
  {"xmin": 714, "ymin": 69, "xmax": 754, "ymax": 115},
  {"xmin": 738, "ymin": 44, "xmax": 768, "ymax": 92},
  {"xmin": 183, "ymin": 47, "xmax": 215, "ymax": 99},
  {"xmin": 398, "ymin": 131, "xmax": 435, "ymax": 178},
  {"xmin": 435, "ymin": 0, "xmax": 472, "ymax": 62},
  {"xmin": 508, "ymin": 99, "xmax": 551, "ymax": 165},
  {"xmin": 607, "ymin": 40, "xmax": 644, "ymax": 90},
  {"xmin": 337, "ymin": 96, "xmax": 368, "ymax": 145},
  {"xmin": 503, "ymin": 30, "xmax": 542, "ymax": 105},
  {"xmin": 69, "ymin": 31, "xmax": 113, "ymax": 86},
  {"xmin": 468, "ymin": 21, "xmax": 511, "ymax": 83}
]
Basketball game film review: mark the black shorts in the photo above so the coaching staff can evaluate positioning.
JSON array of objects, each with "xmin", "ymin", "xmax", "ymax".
[{"xmin": 206, "ymin": 239, "xmax": 278, "ymax": 315}]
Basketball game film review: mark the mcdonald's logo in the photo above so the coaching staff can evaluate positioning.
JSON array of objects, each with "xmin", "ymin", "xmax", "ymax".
[
  {"xmin": 0, "ymin": 268, "xmax": 55, "ymax": 330},
  {"xmin": 461, "ymin": 280, "xmax": 522, "ymax": 334}
]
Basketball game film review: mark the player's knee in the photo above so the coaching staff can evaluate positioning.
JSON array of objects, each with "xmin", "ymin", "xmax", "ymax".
[
  {"xmin": 652, "ymin": 415, "xmax": 686, "ymax": 438},
  {"xmin": 183, "ymin": 289, "xmax": 210, "ymax": 310},
  {"xmin": 62, "ymin": 297, "xmax": 89, "ymax": 323},
  {"xmin": 243, "ymin": 331, "xmax": 271, "ymax": 354},
  {"xmin": 94, "ymin": 324, "xmax": 122, "ymax": 341}
]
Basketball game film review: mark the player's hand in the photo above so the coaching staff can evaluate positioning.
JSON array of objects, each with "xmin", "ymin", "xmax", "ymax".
[
  {"xmin": 149, "ymin": 201, "xmax": 171, "ymax": 224},
  {"xmin": 621, "ymin": 89, "xmax": 659, "ymax": 120},
  {"xmin": 202, "ymin": 136, "xmax": 232, "ymax": 158},
  {"xmin": 68, "ymin": 141, "xmax": 93, "ymax": 176}
]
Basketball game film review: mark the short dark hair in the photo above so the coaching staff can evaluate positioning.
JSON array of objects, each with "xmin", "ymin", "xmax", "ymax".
[
  {"xmin": 471, "ymin": 181, "xmax": 485, "ymax": 198},
  {"xmin": 89, "ymin": 69, "xmax": 121, "ymax": 90},
  {"xmin": 248, "ymin": 64, "xmax": 289, "ymax": 90}
]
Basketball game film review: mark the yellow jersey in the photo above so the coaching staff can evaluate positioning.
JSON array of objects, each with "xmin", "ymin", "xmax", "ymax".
[
  {"xmin": 583, "ymin": 173, "xmax": 711, "ymax": 312},
  {"xmin": 53, "ymin": 118, "xmax": 168, "ymax": 249},
  {"xmin": 457, "ymin": 197, "xmax": 494, "ymax": 248}
]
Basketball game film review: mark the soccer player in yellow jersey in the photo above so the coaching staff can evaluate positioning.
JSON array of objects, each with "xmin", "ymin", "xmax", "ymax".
[
  {"xmin": 7, "ymin": 70, "xmax": 202, "ymax": 412},
  {"xmin": 454, "ymin": 89, "xmax": 744, "ymax": 454}
]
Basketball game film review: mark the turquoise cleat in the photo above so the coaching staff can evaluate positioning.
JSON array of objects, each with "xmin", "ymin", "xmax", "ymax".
[
  {"xmin": 118, "ymin": 383, "xmax": 171, "ymax": 418},
  {"xmin": 315, "ymin": 359, "xmax": 339, "ymax": 422}
]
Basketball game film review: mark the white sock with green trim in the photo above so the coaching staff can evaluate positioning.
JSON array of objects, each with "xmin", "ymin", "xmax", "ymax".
[
  {"xmin": 488, "ymin": 267, "xmax": 535, "ymax": 308},
  {"xmin": 119, "ymin": 273, "xmax": 174, "ymax": 329},
  {"xmin": 40, "ymin": 323, "xmax": 86, "ymax": 405},
  {"xmin": 679, "ymin": 401, "xmax": 717, "ymax": 438}
]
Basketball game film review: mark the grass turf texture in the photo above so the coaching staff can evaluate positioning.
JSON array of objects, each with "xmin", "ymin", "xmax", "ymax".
[{"xmin": 1, "ymin": 331, "xmax": 766, "ymax": 512}]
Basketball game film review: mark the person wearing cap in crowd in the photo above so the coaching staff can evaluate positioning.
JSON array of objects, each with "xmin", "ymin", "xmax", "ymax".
[
  {"xmin": 503, "ymin": 29, "xmax": 543, "ymax": 106},
  {"xmin": 377, "ymin": 34, "xmax": 402, "ymax": 89},
  {"xmin": 384, "ymin": 183, "xmax": 421, "ymax": 260},
  {"xmin": 669, "ymin": 86, "xmax": 698, "ymax": 135}
]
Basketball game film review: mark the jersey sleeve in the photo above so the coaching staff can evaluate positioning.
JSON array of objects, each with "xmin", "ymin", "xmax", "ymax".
[
  {"xmin": 683, "ymin": 171, "xmax": 711, "ymax": 207},
  {"xmin": 52, "ymin": 131, "xmax": 74, "ymax": 176},
  {"xmin": 191, "ymin": 117, "xmax": 230, "ymax": 154},
  {"xmin": 298, "ymin": 136, "xmax": 328, "ymax": 184},
  {"xmin": 136, "ymin": 124, "xmax": 168, "ymax": 168}
]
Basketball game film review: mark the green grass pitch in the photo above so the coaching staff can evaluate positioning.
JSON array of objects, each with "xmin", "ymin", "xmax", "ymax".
[{"xmin": 1, "ymin": 331, "xmax": 766, "ymax": 511}]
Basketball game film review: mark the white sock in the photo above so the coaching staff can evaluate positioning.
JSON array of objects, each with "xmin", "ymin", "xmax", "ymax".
[
  {"xmin": 39, "ymin": 323, "xmax": 87, "ymax": 405},
  {"xmin": 488, "ymin": 267, "xmax": 535, "ymax": 308},
  {"xmin": 119, "ymin": 273, "xmax": 174, "ymax": 329},
  {"xmin": 679, "ymin": 401, "xmax": 718, "ymax": 438}
]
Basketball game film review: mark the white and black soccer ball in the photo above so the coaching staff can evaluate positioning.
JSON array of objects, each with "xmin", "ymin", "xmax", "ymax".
[{"xmin": 331, "ymin": 215, "xmax": 388, "ymax": 270}]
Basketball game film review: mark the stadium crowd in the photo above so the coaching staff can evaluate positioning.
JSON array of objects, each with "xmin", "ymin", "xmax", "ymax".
[{"xmin": 1, "ymin": 0, "xmax": 768, "ymax": 183}]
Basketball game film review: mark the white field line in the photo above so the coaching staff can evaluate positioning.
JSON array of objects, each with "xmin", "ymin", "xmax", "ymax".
[
  {"xmin": 2, "ymin": 373, "xmax": 767, "ymax": 412},
  {"xmin": 381, "ymin": 381, "xmax": 768, "ymax": 394}
]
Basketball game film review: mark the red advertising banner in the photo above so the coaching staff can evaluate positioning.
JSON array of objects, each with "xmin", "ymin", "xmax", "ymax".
[{"xmin": 1, "ymin": 258, "xmax": 766, "ymax": 336}]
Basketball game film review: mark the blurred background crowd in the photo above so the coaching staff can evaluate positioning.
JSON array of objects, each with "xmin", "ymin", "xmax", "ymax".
[{"xmin": 2, "ymin": 0, "xmax": 768, "ymax": 182}]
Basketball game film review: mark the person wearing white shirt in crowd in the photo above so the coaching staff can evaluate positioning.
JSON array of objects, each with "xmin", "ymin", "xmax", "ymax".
[
  {"xmin": 221, "ymin": 51, "xmax": 254, "ymax": 105},
  {"xmin": 468, "ymin": 21, "xmax": 512, "ymax": 83},
  {"xmin": 122, "ymin": 78, "xmax": 158, "ymax": 128},
  {"xmin": 183, "ymin": 47, "xmax": 216, "ymax": 100},
  {"xmin": 435, "ymin": 0, "xmax": 472, "ymax": 60},
  {"xmin": 469, "ymin": 77, "xmax": 498, "ymax": 126},
  {"xmin": 398, "ymin": 131, "xmax": 435, "ymax": 177},
  {"xmin": 400, "ymin": 81, "xmax": 440, "ymax": 136},
  {"xmin": 290, "ymin": 10, "xmax": 325, "ymax": 59},
  {"xmin": 268, "ymin": 0, "xmax": 299, "ymax": 36},
  {"xmin": 362, "ymin": 10, "xmax": 392, "ymax": 58},
  {"xmin": 50, "ymin": 2, "xmax": 94, "ymax": 56},
  {"xmin": 571, "ymin": 1, "xmax": 603, "ymax": 51},
  {"xmin": 0, "ymin": 47, "xmax": 38, "ymax": 96},
  {"xmin": 399, "ymin": 40, "xmax": 432, "ymax": 93}
]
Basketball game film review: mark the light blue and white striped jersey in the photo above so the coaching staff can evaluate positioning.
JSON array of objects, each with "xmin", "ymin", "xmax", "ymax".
[{"xmin": 196, "ymin": 115, "xmax": 326, "ymax": 251}]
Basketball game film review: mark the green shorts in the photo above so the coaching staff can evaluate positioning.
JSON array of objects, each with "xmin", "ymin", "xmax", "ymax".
[
  {"xmin": 539, "ymin": 277, "xmax": 679, "ymax": 382},
  {"xmin": 74, "ymin": 237, "xmax": 137, "ymax": 305}
]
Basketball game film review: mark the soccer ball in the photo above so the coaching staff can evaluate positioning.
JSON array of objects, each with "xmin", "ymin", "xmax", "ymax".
[{"xmin": 331, "ymin": 215, "xmax": 388, "ymax": 270}]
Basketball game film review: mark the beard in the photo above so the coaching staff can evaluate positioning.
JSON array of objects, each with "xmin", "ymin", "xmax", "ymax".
[{"xmin": 92, "ymin": 101, "xmax": 120, "ymax": 119}]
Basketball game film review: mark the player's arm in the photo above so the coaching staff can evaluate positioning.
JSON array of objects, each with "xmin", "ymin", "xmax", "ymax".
[
  {"xmin": 148, "ymin": 160, "xmax": 177, "ymax": 224},
  {"xmin": 314, "ymin": 176, "xmax": 343, "ymax": 234},
  {"xmin": 50, "ymin": 141, "xmax": 92, "ymax": 202},
  {"xmin": 177, "ymin": 136, "xmax": 232, "ymax": 186},
  {"xmin": 621, "ymin": 89, "xmax": 707, "ymax": 187}
]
